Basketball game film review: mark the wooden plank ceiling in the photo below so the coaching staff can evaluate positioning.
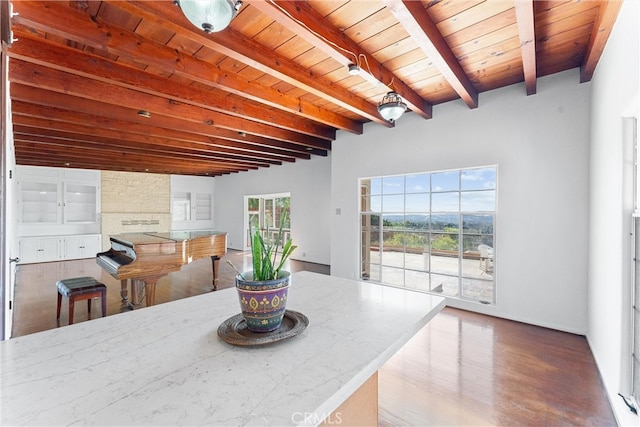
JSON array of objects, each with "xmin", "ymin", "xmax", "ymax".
[{"xmin": 6, "ymin": 0, "xmax": 621, "ymax": 176}]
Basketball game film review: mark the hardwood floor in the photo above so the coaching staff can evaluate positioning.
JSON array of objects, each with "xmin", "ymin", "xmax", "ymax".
[
  {"xmin": 379, "ymin": 309, "xmax": 616, "ymax": 426},
  {"xmin": 11, "ymin": 253, "xmax": 615, "ymax": 426},
  {"xmin": 11, "ymin": 250, "xmax": 327, "ymax": 336}
]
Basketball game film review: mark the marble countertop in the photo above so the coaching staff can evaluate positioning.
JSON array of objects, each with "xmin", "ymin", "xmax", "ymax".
[{"xmin": 0, "ymin": 271, "xmax": 445, "ymax": 426}]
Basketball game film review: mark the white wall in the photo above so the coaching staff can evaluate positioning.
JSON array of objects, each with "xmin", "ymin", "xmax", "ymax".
[
  {"xmin": 588, "ymin": 1, "xmax": 639, "ymax": 425},
  {"xmin": 214, "ymin": 71, "xmax": 593, "ymax": 336},
  {"xmin": 214, "ymin": 154, "xmax": 331, "ymax": 265},
  {"xmin": 331, "ymin": 69, "xmax": 591, "ymax": 334}
]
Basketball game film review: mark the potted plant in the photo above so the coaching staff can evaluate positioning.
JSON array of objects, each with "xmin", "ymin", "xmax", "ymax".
[{"xmin": 228, "ymin": 214, "xmax": 297, "ymax": 332}]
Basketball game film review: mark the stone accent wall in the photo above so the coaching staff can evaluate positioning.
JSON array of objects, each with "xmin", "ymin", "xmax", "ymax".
[{"xmin": 100, "ymin": 171, "xmax": 171, "ymax": 250}]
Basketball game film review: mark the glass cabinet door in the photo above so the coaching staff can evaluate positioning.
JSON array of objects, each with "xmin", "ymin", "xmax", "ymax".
[
  {"xmin": 64, "ymin": 183, "xmax": 97, "ymax": 223},
  {"xmin": 20, "ymin": 181, "xmax": 59, "ymax": 224}
]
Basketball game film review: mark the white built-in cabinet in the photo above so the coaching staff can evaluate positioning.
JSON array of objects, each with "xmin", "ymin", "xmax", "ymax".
[
  {"xmin": 171, "ymin": 175, "xmax": 215, "ymax": 231},
  {"xmin": 18, "ymin": 237, "xmax": 61, "ymax": 264},
  {"xmin": 63, "ymin": 235, "xmax": 102, "ymax": 260},
  {"xmin": 16, "ymin": 166, "xmax": 101, "ymax": 264},
  {"xmin": 18, "ymin": 234, "xmax": 102, "ymax": 264}
]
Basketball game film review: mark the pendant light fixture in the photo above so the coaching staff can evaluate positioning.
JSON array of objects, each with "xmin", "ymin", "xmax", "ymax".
[
  {"xmin": 377, "ymin": 91, "xmax": 407, "ymax": 123},
  {"xmin": 174, "ymin": 0, "xmax": 243, "ymax": 33}
]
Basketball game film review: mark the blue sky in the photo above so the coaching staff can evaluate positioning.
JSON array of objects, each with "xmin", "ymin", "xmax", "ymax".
[{"xmin": 365, "ymin": 167, "xmax": 496, "ymax": 213}]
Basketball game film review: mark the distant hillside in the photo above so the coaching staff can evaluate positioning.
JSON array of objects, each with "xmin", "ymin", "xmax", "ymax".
[{"xmin": 381, "ymin": 213, "xmax": 493, "ymax": 233}]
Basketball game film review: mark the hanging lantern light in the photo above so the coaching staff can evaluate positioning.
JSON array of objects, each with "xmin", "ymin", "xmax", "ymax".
[
  {"xmin": 377, "ymin": 91, "xmax": 407, "ymax": 123},
  {"xmin": 174, "ymin": 0, "xmax": 243, "ymax": 33}
]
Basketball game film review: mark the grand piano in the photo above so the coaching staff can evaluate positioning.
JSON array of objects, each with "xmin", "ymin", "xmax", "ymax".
[{"xmin": 97, "ymin": 231, "xmax": 227, "ymax": 307}]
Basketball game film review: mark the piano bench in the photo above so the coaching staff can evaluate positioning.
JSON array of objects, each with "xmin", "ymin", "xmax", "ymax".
[{"xmin": 56, "ymin": 277, "xmax": 107, "ymax": 325}]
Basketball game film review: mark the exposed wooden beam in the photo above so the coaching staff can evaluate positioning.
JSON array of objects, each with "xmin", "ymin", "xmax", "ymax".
[
  {"xmin": 580, "ymin": 0, "xmax": 623, "ymax": 83},
  {"xmin": 514, "ymin": 0, "xmax": 536, "ymax": 95},
  {"xmin": 14, "ymin": 140, "xmax": 250, "ymax": 175},
  {"xmin": 8, "ymin": 34, "xmax": 335, "ymax": 141},
  {"xmin": 9, "ymin": 59, "xmax": 334, "ymax": 149},
  {"xmin": 9, "ymin": 1, "xmax": 354, "ymax": 136},
  {"xmin": 382, "ymin": 0, "xmax": 479, "ymax": 109},
  {"xmin": 13, "ymin": 123, "xmax": 284, "ymax": 167},
  {"xmin": 106, "ymin": 0, "xmax": 391, "ymax": 126},
  {"xmin": 248, "ymin": 0, "xmax": 432, "ymax": 120},
  {"xmin": 14, "ymin": 133, "xmax": 261, "ymax": 172},
  {"xmin": 10, "ymin": 94, "xmax": 324, "ymax": 159}
]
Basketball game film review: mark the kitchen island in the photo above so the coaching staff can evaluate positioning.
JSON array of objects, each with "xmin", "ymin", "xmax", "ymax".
[{"xmin": 1, "ymin": 271, "xmax": 445, "ymax": 426}]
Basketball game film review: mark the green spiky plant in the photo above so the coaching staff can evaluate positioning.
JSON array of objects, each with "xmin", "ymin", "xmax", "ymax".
[{"xmin": 228, "ymin": 212, "xmax": 297, "ymax": 281}]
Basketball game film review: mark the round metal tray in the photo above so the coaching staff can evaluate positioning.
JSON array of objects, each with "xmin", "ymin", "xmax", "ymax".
[{"xmin": 217, "ymin": 310, "xmax": 309, "ymax": 346}]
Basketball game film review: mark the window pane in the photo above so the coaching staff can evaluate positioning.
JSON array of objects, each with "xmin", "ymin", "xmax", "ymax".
[
  {"xmin": 431, "ymin": 253, "xmax": 459, "ymax": 276},
  {"xmin": 371, "ymin": 178, "xmax": 382, "ymax": 195},
  {"xmin": 431, "ymin": 274, "xmax": 459, "ymax": 297},
  {"xmin": 360, "ymin": 214, "xmax": 376, "ymax": 245},
  {"xmin": 461, "ymin": 167, "xmax": 496, "ymax": 191},
  {"xmin": 431, "ymin": 214, "xmax": 459, "ymax": 233},
  {"xmin": 366, "ymin": 262, "xmax": 380, "ymax": 282},
  {"xmin": 462, "ymin": 278, "xmax": 494, "ymax": 303},
  {"xmin": 275, "ymin": 197, "xmax": 290, "ymax": 227},
  {"xmin": 248, "ymin": 198, "xmax": 259, "ymax": 210},
  {"xmin": 249, "ymin": 213, "xmax": 259, "ymax": 228},
  {"xmin": 382, "ymin": 194, "xmax": 404, "ymax": 212},
  {"xmin": 462, "ymin": 214, "xmax": 494, "ymax": 235},
  {"xmin": 370, "ymin": 214, "xmax": 381, "ymax": 228},
  {"xmin": 432, "ymin": 170, "xmax": 459, "ymax": 192},
  {"xmin": 432, "ymin": 192, "xmax": 459, "ymax": 211},
  {"xmin": 406, "ymin": 193, "xmax": 429, "ymax": 212},
  {"xmin": 404, "ymin": 232, "xmax": 429, "ymax": 271},
  {"xmin": 383, "ymin": 176, "xmax": 404, "ymax": 194},
  {"xmin": 405, "ymin": 270, "xmax": 429, "ymax": 291},
  {"xmin": 405, "ymin": 214, "xmax": 429, "ymax": 230},
  {"xmin": 264, "ymin": 199, "xmax": 274, "ymax": 228},
  {"xmin": 406, "ymin": 174, "xmax": 430, "ymax": 193},
  {"xmin": 382, "ymin": 230, "xmax": 404, "ymax": 267},
  {"xmin": 383, "ymin": 213, "xmax": 404, "ymax": 229},
  {"xmin": 361, "ymin": 214, "xmax": 380, "ymax": 263},
  {"xmin": 381, "ymin": 266, "xmax": 405, "ymax": 287},
  {"xmin": 369, "ymin": 195, "xmax": 381, "ymax": 212},
  {"xmin": 461, "ymin": 190, "xmax": 495, "ymax": 211},
  {"xmin": 430, "ymin": 233, "xmax": 459, "ymax": 275},
  {"xmin": 461, "ymin": 234, "xmax": 492, "ymax": 255},
  {"xmin": 461, "ymin": 238, "xmax": 491, "ymax": 280}
]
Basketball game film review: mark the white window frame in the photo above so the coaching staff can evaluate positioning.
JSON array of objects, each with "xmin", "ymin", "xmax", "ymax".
[{"xmin": 359, "ymin": 166, "xmax": 497, "ymax": 304}]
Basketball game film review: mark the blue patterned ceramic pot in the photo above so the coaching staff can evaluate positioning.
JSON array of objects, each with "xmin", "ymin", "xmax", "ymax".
[{"xmin": 236, "ymin": 271, "xmax": 290, "ymax": 332}]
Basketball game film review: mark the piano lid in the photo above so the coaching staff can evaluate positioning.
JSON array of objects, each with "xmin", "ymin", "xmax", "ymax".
[
  {"xmin": 152, "ymin": 230, "xmax": 227, "ymax": 241},
  {"xmin": 110, "ymin": 233, "xmax": 177, "ymax": 246},
  {"xmin": 110, "ymin": 231, "xmax": 227, "ymax": 246}
]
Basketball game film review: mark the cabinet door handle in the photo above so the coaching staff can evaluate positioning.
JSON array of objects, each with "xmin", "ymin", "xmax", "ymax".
[{"xmin": 9, "ymin": 257, "xmax": 20, "ymax": 263}]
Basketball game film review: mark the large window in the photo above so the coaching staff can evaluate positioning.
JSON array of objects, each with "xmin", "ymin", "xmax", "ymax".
[
  {"xmin": 245, "ymin": 193, "xmax": 291, "ymax": 248},
  {"xmin": 360, "ymin": 166, "xmax": 496, "ymax": 304}
]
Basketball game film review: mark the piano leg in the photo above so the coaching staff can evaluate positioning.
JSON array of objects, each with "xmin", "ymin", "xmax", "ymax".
[
  {"xmin": 126, "ymin": 277, "xmax": 160, "ymax": 307},
  {"xmin": 131, "ymin": 279, "xmax": 145, "ymax": 307},
  {"xmin": 120, "ymin": 279, "xmax": 135, "ymax": 311},
  {"xmin": 211, "ymin": 255, "xmax": 220, "ymax": 291},
  {"xmin": 145, "ymin": 278, "xmax": 158, "ymax": 307}
]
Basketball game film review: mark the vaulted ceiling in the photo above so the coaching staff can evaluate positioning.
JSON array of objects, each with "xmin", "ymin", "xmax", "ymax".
[{"xmin": 5, "ymin": 0, "xmax": 621, "ymax": 176}]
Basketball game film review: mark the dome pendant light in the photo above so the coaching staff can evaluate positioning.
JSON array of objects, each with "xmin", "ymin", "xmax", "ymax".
[
  {"xmin": 174, "ymin": 0, "xmax": 243, "ymax": 33},
  {"xmin": 378, "ymin": 91, "xmax": 407, "ymax": 123}
]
